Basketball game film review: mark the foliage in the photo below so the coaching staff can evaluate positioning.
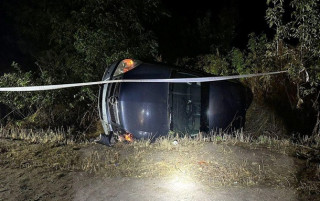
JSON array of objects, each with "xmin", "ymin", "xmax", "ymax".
[
  {"xmin": 197, "ymin": 52, "xmax": 230, "ymax": 75},
  {"xmin": 1, "ymin": 0, "xmax": 162, "ymax": 130},
  {"xmin": 266, "ymin": 0, "xmax": 320, "ymax": 86},
  {"xmin": 266, "ymin": 0, "xmax": 320, "ymax": 134},
  {"xmin": 0, "ymin": 62, "xmax": 46, "ymax": 111},
  {"xmin": 193, "ymin": 0, "xmax": 320, "ymax": 134},
  {"xmin": 229, "ymin": 48, "xmax": 247, "ymax": 74},
  {"xmin": 202, "ymin": 0, "xmax": 320, "ymax": 135},
  {"xmin": 1, "ymin": 0, "xmax": 319, "ymax": 136}
]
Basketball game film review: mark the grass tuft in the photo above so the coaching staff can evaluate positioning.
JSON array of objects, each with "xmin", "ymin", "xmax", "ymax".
[{"xmin": 1, "ymin": 128, "xmax": 319, "ymax": 196}]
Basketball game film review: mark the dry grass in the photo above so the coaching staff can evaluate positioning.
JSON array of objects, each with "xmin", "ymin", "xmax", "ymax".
[
  {"xmin": 79, "ymin": 131, "xmax": 303, "ymax": 188},
  {"xmin": 0, "ymin": 141, "xmax": 83, "ymax": 171},
  {"xmin": 1, "ymin": 128, "xmax": 319, "ymax": 196},
  {"xmin": 0, "ymin": 127, "xmax": 76, "ymax": 144}
]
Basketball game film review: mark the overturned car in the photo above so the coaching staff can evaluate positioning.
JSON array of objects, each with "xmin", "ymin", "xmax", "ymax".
[{"xmin": 98, "ymin": 59, "xmax": 252, "ymax": 144}]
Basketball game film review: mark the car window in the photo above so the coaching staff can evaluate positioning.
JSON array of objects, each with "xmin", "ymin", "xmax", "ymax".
[{"xmin": 170, "ymin": 72, "xmax": 201, "ymax": 135}]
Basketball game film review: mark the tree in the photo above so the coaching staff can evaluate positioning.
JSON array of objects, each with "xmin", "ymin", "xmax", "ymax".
[
  {"xmin": 0, "ymin": 0, "xmax": 162, "ymax": 132},
  {"xmin": 266, "ymin": 0, "xmax": 320, "ymax": 135}
]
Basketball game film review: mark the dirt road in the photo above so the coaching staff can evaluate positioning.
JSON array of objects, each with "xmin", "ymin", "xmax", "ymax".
[
  {"xmin": 74, "ymin": 177, "xmax": 298, "ymax": 201},
  {"xmin": 0, "ymin": 138, "xmax": 317, "ymax": 201}
]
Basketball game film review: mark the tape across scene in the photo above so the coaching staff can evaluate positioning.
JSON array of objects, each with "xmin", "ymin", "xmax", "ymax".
[{"xmin": 0, "ymin": 70, "xmax": 287, "ymax": 92}]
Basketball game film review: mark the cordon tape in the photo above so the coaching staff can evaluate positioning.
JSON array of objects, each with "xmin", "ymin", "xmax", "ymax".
[{"xmin": 0, "ymin": 70, "xmax": 287, "ymax": 92}]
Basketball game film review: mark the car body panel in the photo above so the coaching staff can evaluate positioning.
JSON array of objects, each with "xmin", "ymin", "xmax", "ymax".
[
  {"xmin": 119, "ymin": 64, "xmax": 171, "ymax": 139},
  {"xmin": 208, "ymin": 81, "xmax": 248, "ymax": 130},
  {"xmin": 99, "ymin": 60, "xmax": 252, "ymax": 140}
]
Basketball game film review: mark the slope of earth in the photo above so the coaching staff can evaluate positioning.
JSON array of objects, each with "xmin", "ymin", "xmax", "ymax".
[{"xmin": 0, "ymin": 137, "xmax": 318, "ymax": 201}]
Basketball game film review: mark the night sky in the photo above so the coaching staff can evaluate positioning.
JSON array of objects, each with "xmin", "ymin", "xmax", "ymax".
[
  {"xmin": 0, "ymin": 0, "xmax": 269, "ymax": 73},
  {"xmin": 158, "ymin": 0, "xmax": 269, "ymax": 60},
  {"xmin": 161, "ymin": 0, "xmax": 269, "ymax": 45}
]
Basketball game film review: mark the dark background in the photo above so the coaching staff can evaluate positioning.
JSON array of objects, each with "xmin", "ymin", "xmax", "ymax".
[
  {"xmin": 0, "ymin": 0, "xmax": 269, "ymax": 72},
  {"xmin": 158, "ymin": 0, "xmax": 269, "ymax": 59}
]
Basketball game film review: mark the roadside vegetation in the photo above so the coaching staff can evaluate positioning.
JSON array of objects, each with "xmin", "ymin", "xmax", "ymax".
[
  {"xmin": 0, "ymin": 0, "xmax": 319, "ymax": 138},
  {"xmin": 1, "ymin": 128, "xmax": 320, "ymax": 199}
]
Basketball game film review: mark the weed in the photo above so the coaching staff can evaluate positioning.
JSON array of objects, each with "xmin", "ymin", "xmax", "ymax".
[
  {"xmin": 1, "ymin": 128, "xmax": 319, "ymax": 195},
  {"xmin": 0, "ymin": 127, "xmax": 73, "ymax": 144}
]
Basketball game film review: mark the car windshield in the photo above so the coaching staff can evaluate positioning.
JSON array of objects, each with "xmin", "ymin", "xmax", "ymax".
[{"xmin": 170, "ymin": 72, "xmax": 201, "ymax": 135}]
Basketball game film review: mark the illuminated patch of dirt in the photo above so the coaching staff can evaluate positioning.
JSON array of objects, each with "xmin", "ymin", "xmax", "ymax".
[
  {"xmin": 73, "ymin": 177, "xmax": 297, "ymax": 201},
  {"xmin": 0, "ymin": 138, "xmax": 318, "ymax": 201}
]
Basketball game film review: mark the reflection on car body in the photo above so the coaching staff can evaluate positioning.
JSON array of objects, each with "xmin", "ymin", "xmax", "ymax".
[{"xmin": 98, "ymin": 59, "xmax": 252, "ymax": 141}]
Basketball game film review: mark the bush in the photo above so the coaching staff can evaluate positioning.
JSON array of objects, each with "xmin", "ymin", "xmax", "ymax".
[{"xmin": 0, "ymin": 0, "xmax": 162, "ymax": 133}]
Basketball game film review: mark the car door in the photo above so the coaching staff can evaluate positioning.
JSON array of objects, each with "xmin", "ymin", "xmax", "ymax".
[{"xmin": 170, "ymin": 71, "xmax": 202, "ymax": 136}]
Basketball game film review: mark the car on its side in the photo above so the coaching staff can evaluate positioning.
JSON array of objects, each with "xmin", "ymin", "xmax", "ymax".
[{"xmin": 98, "ymin": 59, "xmax": 252, "ymax": 143}]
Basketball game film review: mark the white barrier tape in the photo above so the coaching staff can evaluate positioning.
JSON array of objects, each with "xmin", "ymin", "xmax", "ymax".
[{"xmin": 0, "ymin": 70, "xmax": 287, "ymax": 92}]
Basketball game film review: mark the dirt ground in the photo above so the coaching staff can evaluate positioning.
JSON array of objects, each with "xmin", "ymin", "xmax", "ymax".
[
  {"xmin": 0, "ymin": 138, "xmax": 318, "ymax": 201},
  {"xmin": 74, "ymin": 176, "xmax": 298, "ymax": 201}
]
